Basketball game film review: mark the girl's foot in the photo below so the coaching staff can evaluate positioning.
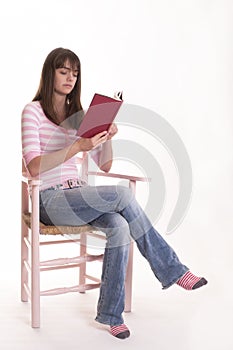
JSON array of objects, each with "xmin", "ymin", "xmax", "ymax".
[
  {"xmin": 176, "ymin": 271, "xmax": 208, "ymax": 290},
  {"xmin": 110, "ymin": 324, "xmax": 130, "ymax": 339}
]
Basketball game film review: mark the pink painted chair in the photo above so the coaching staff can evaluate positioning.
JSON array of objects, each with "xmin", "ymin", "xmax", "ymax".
[{"xmin": 21, "ymin": 154, "xmax": 148, "ymax": 328}]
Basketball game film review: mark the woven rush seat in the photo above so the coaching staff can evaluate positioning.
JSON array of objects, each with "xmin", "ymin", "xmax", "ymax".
[{"xmin": 22, "ymin": 212, "xmax": 98, "ymax": 235}]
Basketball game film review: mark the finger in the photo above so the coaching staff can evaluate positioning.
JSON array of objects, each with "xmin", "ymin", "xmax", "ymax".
[
  {"xmin": 93, "ymin": 134, "xmax": 108, "ymax": 148},
  {"xmin": 92, "ymin": 131, "xmax": 108, "ymax": 140},
  {"xmin": 111, "ymin": 124, "xmax": 118, "ymax": 133},
  {"xmin": 94, "ymin": 132, "xmax": 108, "ymax": 143},
  {"xmin": 108, "ymin": 123, "xmax": 115, "ymax": 132},
  {"xmin": 99, "ymin": 134, "xmax": 108, "ymax": 143}
]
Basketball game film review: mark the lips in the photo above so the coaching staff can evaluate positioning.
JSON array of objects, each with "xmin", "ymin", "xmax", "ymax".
[{"xmin": 63, "ymin": 84, "xmax": 73, "ymax": 88}]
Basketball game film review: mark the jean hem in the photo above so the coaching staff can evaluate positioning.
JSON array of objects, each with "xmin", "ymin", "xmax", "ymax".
[
  {"xmin": 162, "ymin": 268, "xmax": 189, "ymax": 290},
  {"xmin": 95, "ymin": 316, "xmax": 124, "ymax": 326}
]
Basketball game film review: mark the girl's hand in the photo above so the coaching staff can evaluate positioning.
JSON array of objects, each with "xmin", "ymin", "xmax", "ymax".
[
  {"xmin": 107, "ymin": 123, "xmax": 118, "ymax": 140},
  {"xmin": 77, "ymin": 131, "xmax": 108, "ymax": 152}
]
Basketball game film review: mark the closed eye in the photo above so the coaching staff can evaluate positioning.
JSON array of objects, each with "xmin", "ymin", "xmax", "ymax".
[{"xmin": 59, "ymin": 67, "xmax": 78, "ymax": 78}]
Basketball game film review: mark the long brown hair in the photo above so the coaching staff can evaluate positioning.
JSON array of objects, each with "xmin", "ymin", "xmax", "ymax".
[{"xmin": 33, "ymin": 47, "xmax": 83, "ymax": 126}]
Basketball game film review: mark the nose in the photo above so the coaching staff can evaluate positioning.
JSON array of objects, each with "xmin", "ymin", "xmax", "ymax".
[{"xmin": 67, "ymin": 72, "xmax": 74, "ymax": 81}]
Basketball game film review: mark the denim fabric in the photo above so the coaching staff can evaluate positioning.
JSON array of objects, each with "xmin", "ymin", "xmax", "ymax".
[{"xmin": 40, "ymin": 185, "xmax": 188, "ymax": 326}]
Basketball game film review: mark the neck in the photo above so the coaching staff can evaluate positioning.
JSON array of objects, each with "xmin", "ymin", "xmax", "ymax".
[{"xmin": 53, "ymin": 93, "xmax": 67, "ymax": 123}]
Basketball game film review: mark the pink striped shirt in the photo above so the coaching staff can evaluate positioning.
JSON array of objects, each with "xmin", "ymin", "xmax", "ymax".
[{"xmin": 21, "ymin": 101, "xmax": 101, "ymax": 191}]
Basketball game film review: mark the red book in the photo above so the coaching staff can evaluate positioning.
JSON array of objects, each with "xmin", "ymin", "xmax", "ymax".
[{"xmin": 77, "ymin": 92, "xmax": 123, "ymax": 138}]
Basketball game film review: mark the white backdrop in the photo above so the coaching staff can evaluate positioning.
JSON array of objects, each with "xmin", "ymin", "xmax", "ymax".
[{"xmin": 0, "ymin": 1, "xmax": 233, "ymax": 349}]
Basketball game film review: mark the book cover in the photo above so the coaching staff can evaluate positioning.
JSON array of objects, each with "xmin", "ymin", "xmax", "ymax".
[{"xmin": 77, "ymin": 92, "xmax": 123, "ymax": 138}]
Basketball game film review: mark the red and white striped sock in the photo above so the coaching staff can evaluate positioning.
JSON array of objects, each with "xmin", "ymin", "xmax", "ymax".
[
  {"xmin": 176, "ymin": 271, "xmax": 208, "ymax": 290},
  {"xmin": 110, "ymin": 324, "xmax": 130, "ymax": 339}
]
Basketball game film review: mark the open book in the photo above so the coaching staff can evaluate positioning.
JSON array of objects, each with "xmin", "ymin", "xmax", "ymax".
[{"xmin": 77, "ymin": 91, "xmax": 123, "ymax": 138}]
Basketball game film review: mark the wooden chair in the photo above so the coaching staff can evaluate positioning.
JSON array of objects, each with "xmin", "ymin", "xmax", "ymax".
[{"xmin": 21, "ymin": 154, "xmax": 148, "ymax": 328}]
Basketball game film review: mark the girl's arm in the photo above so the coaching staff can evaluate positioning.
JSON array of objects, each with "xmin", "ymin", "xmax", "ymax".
[
  {"xmin": 27, "ymin": 131, "xmax": 109, "ymax": 177},
  {"xmin": 98, "ymin": 123, "xmax": 118, "ymax": 173}
]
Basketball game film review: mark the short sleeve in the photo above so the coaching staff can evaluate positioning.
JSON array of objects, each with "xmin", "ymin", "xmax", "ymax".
[{"xmin": 21, "ymin": 103, "xmax": 41, "ymax": 166}]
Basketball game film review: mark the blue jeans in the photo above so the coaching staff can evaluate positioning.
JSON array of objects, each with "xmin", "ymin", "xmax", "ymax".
[{"xmin": 40, "ymin": 185, "xmax": 188, "ymax": 326}]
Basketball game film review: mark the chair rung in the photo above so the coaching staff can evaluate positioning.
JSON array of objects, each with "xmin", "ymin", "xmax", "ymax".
[
  {"xmin": 24, "ymin": 260, "xmax": 31, "ymax": 273},
  {"xmin": 41, "ymin": 283, "xmax": 101, "ymax": 296},
  {"xmin": 24, "ymin": 283, "xmax": 31, "ymax": 299},
  {"xmin": 41, "ymin": 263, "xmax": 84, "ymax": 272},
  {"xmin": 24, "ymin": 237, "xmax": 31, "ymax": 249},
  {"xmin": 86, "ymin": 232, "xmax": 106, "ymax": 240},
  {"xmin": 40, "ymin": 239, "xmax": 81, "ymax": 246},
  {"xmin": 85, "ymin": 274, "xmax": 101, "ymax": 283},
  {"xmin": 40, "ymin": 254, "xmax": 104, "ymax": 268}
]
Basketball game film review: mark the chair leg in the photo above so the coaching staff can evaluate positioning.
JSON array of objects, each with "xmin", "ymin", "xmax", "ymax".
[
  {"xmin": 79, "ymin": 232, "xmax": 87, "ymax": 292},
  {"xmin": 124, "ymin": 242, "xmax": 134, "ymax": 312},
  {"xmin": 31, "ymin": 225, "xmax": 40, "ymax": 328},
  {"xmin": 21, "ymin": 181, "xmax": 29, "ymax": 302},
  {"xmin": 31, "ymin": 186, "xmax": 41, "ymax": 328},
  {"xmin": 21, "ymin": 221, "xmax": 29, "ymax": 302},
  {"xmin": 125, "ymin": 179, "xmax": 136, "ymax": 312}
]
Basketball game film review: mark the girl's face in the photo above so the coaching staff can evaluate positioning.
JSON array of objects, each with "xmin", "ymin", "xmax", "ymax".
[{"xmin": 54, "ymin": 60, "xmax": 78, "ymax": 96}]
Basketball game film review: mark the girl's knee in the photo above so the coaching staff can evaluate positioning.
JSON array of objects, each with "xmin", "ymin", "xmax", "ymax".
[
  {"xmin": 100, "ymin": 213, "xmax": 131, "ymax": 248},
  {"xmin": 116, "ymin": 186, "xmax": 134, "ymax": 209}
]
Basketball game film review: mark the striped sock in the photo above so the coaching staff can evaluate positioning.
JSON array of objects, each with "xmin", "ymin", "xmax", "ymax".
[
  {"xmin": 176, "ymin": 271, "xmax": 208, "ymax": 290},
  {"xmin": 110, "ymin": 324, "xmax": 130, "ymax": 339}
]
